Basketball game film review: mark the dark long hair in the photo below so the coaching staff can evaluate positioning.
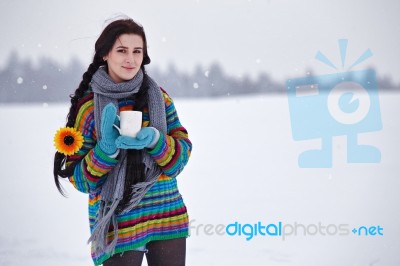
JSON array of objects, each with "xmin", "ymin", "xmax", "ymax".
[{"xmin": 54, "ymin": 18, "xmax": 151, "ymax": 196}]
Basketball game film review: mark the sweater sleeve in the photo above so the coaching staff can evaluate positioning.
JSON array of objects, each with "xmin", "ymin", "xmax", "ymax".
[
  {"xmin": 147, "ymin": 90, "xmax": 192, "ymax": 178},
  {"xmin": 66, "ymin": 96, "xmax": 119, "ymax": 193}
]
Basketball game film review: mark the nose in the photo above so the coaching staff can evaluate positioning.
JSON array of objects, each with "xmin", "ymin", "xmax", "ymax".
[{"xmin": 125, "ymin": 53, "xmax": 134, "ymax": 64}]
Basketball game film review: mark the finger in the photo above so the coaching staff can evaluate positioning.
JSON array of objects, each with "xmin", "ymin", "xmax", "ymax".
[
  {"xmin": 136, "ymin": 127, "xmax": 151, "ymax": 140},
  {"xmin": 116, "ymin": 135, "xmax": 133, "ymax": 145},
  {"xmin": 115, "ymin": 135, "xmax": 146, "ymax": 150},
  {"xmin": 101, "ymin": 104, "xmax": 118, "ymax": 128},
  {"xmin": 115, "ymin": 138, "xmax": 130, "ymax": 149},
  {"xmin": 103, "ymin": 103, "xmax": 117, "ymax": 117},
  {"xmin": 114, "ymin": 115, "xmax": 120, "ymax": 128}
]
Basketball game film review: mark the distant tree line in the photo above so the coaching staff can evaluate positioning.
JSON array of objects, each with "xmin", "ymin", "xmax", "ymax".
[{"xmin": 0, "ymin": 51, "xmax": 398, "ymax": 104}]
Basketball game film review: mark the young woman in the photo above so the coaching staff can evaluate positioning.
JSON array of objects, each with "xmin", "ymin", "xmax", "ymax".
[{"xmin": 53, "ymin": 18, "xmax": 192, "ymax": 266}]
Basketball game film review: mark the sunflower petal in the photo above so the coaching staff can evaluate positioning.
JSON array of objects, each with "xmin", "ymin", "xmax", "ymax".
[{"xmin": 54, "ymin": 127, "xmax": 84, "ymax": 156}]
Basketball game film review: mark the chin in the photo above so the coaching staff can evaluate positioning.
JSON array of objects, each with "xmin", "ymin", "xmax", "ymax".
[
  {"xmin": 126, "ymin": 75, "xmax": 136, "ymax": 80},
  {"xmin": 120, "ymin": 74, "xmax": 136, "ymax": 81}
]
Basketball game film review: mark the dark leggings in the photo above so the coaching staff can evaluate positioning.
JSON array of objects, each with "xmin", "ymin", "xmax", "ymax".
[{"xmin": 103, "ymin": 238, "xmax": 186, "ymax": 266}]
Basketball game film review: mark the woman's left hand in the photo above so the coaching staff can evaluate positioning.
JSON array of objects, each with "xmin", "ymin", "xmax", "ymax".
[{"xmin": 115, "ymin": 127, "xmax": 160, "ymax": 150}]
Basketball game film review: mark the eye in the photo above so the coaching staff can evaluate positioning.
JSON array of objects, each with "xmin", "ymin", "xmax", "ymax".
[
  {"xmin": 117, "ymin": 49, "xmax": 127, "ymax": 53},
  {"xmin": 133, "ymin": 50, "xmax": 142, "ymax": 54}
]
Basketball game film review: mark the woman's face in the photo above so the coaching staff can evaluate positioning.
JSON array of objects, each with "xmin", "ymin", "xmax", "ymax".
[{"xmin": 104, "ymin": 34, "xmax": 144, "ymax": 83}]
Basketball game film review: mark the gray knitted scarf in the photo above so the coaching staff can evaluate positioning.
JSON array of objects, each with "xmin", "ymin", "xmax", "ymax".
[{"xmin": 88, "ymin": 67, "xmax": 167, "ymax": 257}]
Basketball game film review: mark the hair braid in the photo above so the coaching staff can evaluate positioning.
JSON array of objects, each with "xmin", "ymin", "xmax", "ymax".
[
  {"xmin": 66, "ymin": 58, "xmax": 104, "ymax": 127},
  {"xmin": 54, "ymin": 57, "xmax": 104, "ymax": 196}
]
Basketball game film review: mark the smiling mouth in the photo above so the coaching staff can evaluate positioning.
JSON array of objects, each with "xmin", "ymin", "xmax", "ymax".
[{"xmin": 122, "ymin": 66, "xmax": 135, "ymax": 70}]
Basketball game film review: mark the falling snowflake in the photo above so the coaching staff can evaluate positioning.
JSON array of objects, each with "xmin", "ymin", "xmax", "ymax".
[
  {"xmin": 204, "ymin": 70, "xmax": 209, "ymax": 77},
  {"xmin": 42, "ymin": 85, "xmax": 48, "ymax": 90},
  {"xmin": 17, "ymin": 77, "xmax": 23, "ymax": 84},
  {"xmin": 256, "ymin": 59, "xmax": 261, "ymax": 64},
  {"xmin": 193, "ymin": 82, "xmax": 199, "ymax": 89}
]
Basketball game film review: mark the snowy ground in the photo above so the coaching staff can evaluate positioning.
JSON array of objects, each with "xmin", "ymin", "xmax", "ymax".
[{"xmin": 0, "ymin": 93, "xmax": 399, "ymax": 266}]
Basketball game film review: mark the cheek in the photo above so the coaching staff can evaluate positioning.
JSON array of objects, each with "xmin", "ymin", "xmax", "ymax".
[
  {"xmin": 111, "ymin": 56, "xmax": 123, "ymax": 64},
  {"xmin": 135, "ymin": 54, "xmax": 144, "ymax": 62},
  {"xmin": 106, "ymin": 62, "xmax": 115, "ymax": 72},
  {"xmin": 108, "ymin": 57, "xmax": 122, "ymax": 68}
]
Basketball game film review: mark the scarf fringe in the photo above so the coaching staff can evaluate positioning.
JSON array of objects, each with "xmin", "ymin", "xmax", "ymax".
[
  {"xmin": 88, "ymin": 199, "xmax": 120, "ymax": 256},
  {"xmin": 119, "ymin": 177, "xmax": 159, "ymax": 215}
]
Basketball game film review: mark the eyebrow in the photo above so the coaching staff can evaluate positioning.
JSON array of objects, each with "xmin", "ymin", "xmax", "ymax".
[{"xmin": 116, "ymin": 45, "xmax": 143, "ymax": 50}]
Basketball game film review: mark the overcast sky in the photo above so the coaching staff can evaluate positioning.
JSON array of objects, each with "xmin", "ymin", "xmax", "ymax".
[{"xmin": 0, "ymin": 0, "xmax": 399, "ymax": 83}]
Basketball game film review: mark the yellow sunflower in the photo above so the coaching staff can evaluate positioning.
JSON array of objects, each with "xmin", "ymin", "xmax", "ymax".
[{"xmin": 54, "ymin": 127, "xmax": 84, "ymax": 156}]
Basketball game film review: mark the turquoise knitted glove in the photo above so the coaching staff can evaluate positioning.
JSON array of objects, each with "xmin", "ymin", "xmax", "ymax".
[
  {"xmin": 98, "ymin": 103, "xmax": 120, "ymax": 155},
  {"xmin": 115, "ymin": 127, "xmax": 159, "ymax": 150}
]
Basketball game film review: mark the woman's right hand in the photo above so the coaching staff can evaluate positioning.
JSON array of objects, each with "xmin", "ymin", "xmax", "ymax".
[{"xmin": 98, "ymin": 103, "xmax": 120, "ymax": 155}]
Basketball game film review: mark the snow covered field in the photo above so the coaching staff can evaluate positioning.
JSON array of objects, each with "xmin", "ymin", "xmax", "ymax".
[{"xmin": 0, "ymin": 93, "xmax": 399, "ymax": 266}]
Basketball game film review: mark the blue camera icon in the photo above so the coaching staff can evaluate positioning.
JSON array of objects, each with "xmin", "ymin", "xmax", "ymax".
[{"xmin": 287, "ymin": 69, "xmax": 382, "ymax": 168}]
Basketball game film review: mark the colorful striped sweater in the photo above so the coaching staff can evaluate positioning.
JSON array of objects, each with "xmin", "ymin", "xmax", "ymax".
[{"xmin": 66, "ymin": 87, "xmax": 192, "ymax": 265}]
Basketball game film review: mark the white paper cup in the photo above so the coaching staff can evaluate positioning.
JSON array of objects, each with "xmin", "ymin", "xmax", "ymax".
[{"xmin": 117, "ymin": 111, "xmax": 142, "ymax": 138}]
